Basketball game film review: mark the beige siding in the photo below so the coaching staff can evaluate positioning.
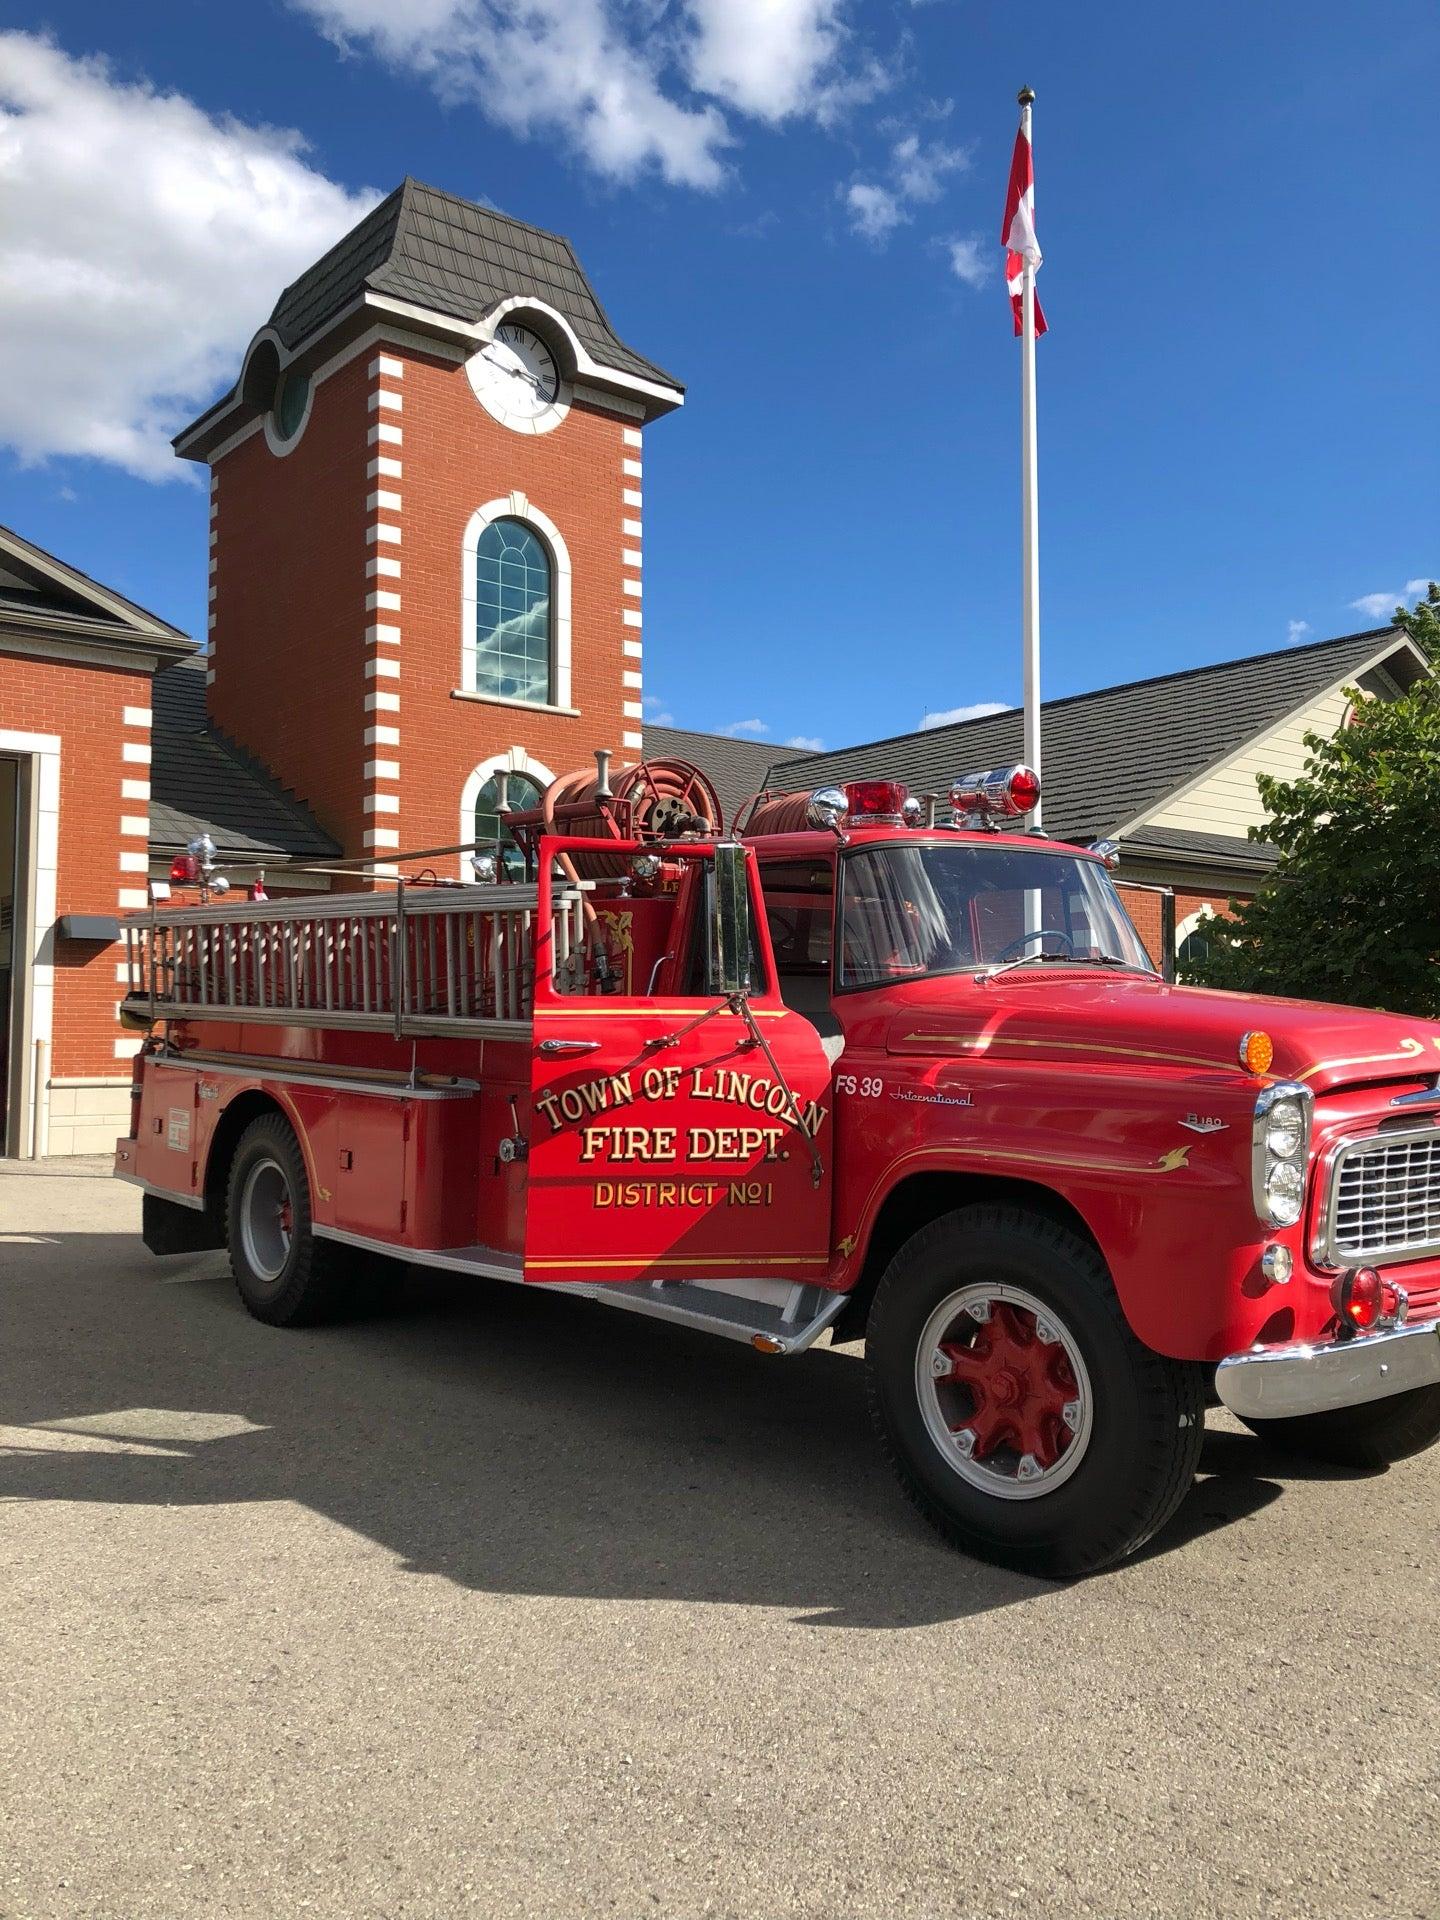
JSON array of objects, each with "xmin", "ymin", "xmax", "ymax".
[{"xmin": 1144, "ymin": 685, "xmax": 1352, "ymax": 836}]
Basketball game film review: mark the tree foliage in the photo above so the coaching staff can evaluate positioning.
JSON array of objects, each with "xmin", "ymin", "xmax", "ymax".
[{"xmin": 1185, "ymin": 586, "xmax": 1440, "ymax": 1014}]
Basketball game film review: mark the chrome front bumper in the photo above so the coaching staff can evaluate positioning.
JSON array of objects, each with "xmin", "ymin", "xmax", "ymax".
[{"xmin": 1216, "ymin": 1320, "xmax": 1440, "ymax": 1422}]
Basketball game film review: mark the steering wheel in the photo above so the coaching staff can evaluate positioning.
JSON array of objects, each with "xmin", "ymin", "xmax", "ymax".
[{"xmin": 995, "ymin": 928, "xmax": 1075, "ymax": 961}]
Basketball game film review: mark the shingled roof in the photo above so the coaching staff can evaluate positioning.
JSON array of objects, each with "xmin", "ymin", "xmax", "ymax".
[
  {"xmin": 645, "ymin": 725, "xmax": 816, "ymax": 829},
  {"xmin": 149, "ymin": 660, "xmax": 339, "ymax": 864},
  {"xmin": 760, "ymin": 626, "xmax": 1427, "ymax": 846},
  {"xmin": 266, "ymin": 179, "xmax": 679, "ymax": 390}
]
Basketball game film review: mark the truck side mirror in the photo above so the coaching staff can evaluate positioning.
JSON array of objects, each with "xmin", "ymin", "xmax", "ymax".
[{"xmin": 711, "ymin": 841, "xmax": 752, "ymax": 997}]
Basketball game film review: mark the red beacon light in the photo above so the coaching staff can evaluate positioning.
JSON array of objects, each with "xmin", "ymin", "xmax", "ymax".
[
  {"xmin": 1333, "ymin": 1267, "xmax": 1408, "ymax": 1334},
  {"xmin": 169, "ymin": 853, "xmax": 199, "ymax": 885},
  {"xmin": 950, "ymin": 764, "xmax": 1042, "ymax": 828},
  {"xmin": 844, "ymin": 779, "xmax": 910, "ymax": 828}
]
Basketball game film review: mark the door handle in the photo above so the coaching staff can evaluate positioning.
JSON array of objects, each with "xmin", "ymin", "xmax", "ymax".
[{"xmin": 537, "ymin": 1037, "xmax": 603, "ymax": 1056}]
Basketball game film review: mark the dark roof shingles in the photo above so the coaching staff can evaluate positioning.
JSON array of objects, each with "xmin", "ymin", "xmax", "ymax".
[
  {"xmin": 150, "ymin": 661, "xmax": 339, "ymax": 863},
  {"xmin": 644, "ymin": 725, "xmax": 815, "ymax": 829},
  {"xmin": 269, "ymin": 179, "xmax": 679, "ymax": 390}
]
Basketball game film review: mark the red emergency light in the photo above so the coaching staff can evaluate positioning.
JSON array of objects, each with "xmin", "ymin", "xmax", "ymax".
[
  {"xmin": 169, "ymin": 853, "xmax": 199, "ymax": 884},
  {"xmin": 1332, "ymin": 1267, "xmax": 1407, "ymax": 1333},
  {"xmin": 950, "ymin": 764, "xmax": 1041, "ymax": 825},
  {"xmin": 845, "ymin": 779, "xmax": 909, "ymax": 827}
]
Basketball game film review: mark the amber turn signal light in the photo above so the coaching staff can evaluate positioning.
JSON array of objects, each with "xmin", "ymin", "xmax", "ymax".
[{"xmin": 1239, "ymin": 1030, "xmax": 1275, "ymax": 1075}]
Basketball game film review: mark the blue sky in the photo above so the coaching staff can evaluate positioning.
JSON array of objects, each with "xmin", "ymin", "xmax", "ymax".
[{"xmin": 1, "ymin": 1, "xmax": 1436, "ymax": 753}]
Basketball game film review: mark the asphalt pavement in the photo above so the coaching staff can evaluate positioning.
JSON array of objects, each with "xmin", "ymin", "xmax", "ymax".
[{"xmin": 1, "ymin": 1161, "xmax": 1436, "ymax": 1919}]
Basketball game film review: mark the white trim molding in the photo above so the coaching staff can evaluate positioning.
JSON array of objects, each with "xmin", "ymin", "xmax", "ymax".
[
  {"xmin": 0, "ymin": 729, "xmax": 60, "ymax": 1157},
  {"xmin": 458, "ymin": 746, "xmax": 556, "ymax": 881},
  {"xmin": 460, "ymin": 493, "xmax": 573, "ymax": 710}
]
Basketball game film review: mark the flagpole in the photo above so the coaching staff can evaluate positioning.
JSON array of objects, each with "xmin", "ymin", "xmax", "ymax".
[{"xmin": 1018, "ymin": 85, "xmax": 1042, "ymax": 829}]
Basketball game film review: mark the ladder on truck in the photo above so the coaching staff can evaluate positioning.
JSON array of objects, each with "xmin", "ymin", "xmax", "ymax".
[{"xmin": 121, "ymin": 882, "xmax": 589, "ymax": 1040}]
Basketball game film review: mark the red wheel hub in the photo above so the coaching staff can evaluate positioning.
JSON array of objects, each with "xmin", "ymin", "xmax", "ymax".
[{"xmin": 938, "ymin": 1301, "xmax": 1079, "ymax": 1469}]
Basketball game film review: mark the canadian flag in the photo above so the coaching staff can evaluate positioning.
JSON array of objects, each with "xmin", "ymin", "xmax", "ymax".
[{"xmin": 1002, "ymin": 122, "xmax": 1047, "ymax": 337}]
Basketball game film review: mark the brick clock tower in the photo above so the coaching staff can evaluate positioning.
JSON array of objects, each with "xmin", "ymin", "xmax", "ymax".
[{"xmin": 175, "ymin": 179, "xmax": 682, "ymax": 875}]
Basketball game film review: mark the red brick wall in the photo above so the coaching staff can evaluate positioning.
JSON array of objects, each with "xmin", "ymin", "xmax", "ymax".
[
  {"xmin": 0, "ymin": 648, "xmax": 154, "ymax": 1077},
  {"xmin": 207, "ymin": 352, "xmax": 376, "ymax": 853},
  {"xmin": 208, "ymin": 338, "xmax": 639, "ymax": 867},
  {"xmin": 1119, "ymin": 882, "xmax": 1240, "ymax": 970}
]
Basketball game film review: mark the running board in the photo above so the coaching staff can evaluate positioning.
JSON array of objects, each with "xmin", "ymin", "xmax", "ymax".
[
  {"xmin": 314, "ymin": 1224, "xmax": 843, "ymax": 1354},
  {"xmin": 561, "ymin": 1277, "xmax": 847, "ymax": 1355}
]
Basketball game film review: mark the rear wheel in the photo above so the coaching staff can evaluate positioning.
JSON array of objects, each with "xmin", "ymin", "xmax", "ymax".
[
  {"xmin": 226, "ymin": 1113, "xmax": 347, "ymax": 1326},
  {"xmin": 865, "ymin": 1205, "xmax": 1205, "ymax": 1578},
  {"xmin": 1240, "ymin": 1384, "xmax": 1440, "ymax": 1469}
]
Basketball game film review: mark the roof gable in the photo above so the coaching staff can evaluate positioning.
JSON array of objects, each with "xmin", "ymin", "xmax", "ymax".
[
  {"xmin": 0, "ymin": 524, "xmax": 191, "ymax": 660},
  {"xmin": 764, "ymin": 627, "xmax": 1428, "ymax": 841}
]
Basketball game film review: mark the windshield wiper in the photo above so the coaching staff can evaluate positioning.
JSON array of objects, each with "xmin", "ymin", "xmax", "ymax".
[{"xmin": 980, "ymin": 951, "xmax": 1161, "ymax": 983}]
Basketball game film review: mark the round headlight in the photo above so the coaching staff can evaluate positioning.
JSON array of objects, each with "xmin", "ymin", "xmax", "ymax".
[
  {"xmin": 1265, "ymin": 1098, "xmax": 1306, "ymax": 1159},
  {"xmin": 470, "ymin": 852, "xmax": 498, "ymax": 883},
  {"xmin": 630, "ymin": 853, "xmax": 662, "ymax": 885},
  {"xmin": 1265, "ymin": 1158, "xmax": 1305, "ymax": 1225}
]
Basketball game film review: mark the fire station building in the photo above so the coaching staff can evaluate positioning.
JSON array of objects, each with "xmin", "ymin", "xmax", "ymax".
[{"xmin": 0, "ymin": 179, "xmax": 1428, "ymax": 1154}]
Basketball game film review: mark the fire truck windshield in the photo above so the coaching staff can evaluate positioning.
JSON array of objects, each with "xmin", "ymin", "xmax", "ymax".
[{"xmin": 837, "ymin": 842, "xmax": 1156, "ymax": 990}]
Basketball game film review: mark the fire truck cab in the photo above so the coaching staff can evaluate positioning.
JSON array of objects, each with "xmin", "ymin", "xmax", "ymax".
[{"xmin": 116, "ymin": 757, "xmax": 1440, "ymax": 1577}]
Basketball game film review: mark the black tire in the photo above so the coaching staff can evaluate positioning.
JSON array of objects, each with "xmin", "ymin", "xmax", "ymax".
[
  {"xmin": 865, "ymin": 1204, "xmax": 1205, "ymax": 1579},
  {"xmin": 225, "ymin": 1113, "xmax": 348, "ymax": 1327},
  {"xmin": 1240, "ymin": 1383, "xmax": 1440, "ymax": 1469}
]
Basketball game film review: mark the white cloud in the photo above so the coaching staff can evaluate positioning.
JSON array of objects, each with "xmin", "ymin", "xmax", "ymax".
[
  {"xmin": 785, "ymin": 734, "xmax": 824, "ymax": 751},
  {"xmin": 844, "ymin": 129, "xmax": 970, "ymax": 247},
  {"xmin": 1349, "ymin": 580, "xmax": 1435, "ymax": 622},
  {"xmin": 0, "ymin": 33, "xmax": 380, "ymax": 481},
  {"xmin": 642, "ymin": 694, "xmax": 676, "ymax": 726},
  {"xmin": 944, "ymin": 234, "xmax": 991, "ymax": 288},
  {"xmin": 844, "ymin": 181, "xmax": 907, "ymax": 243},
  {"xmin": 720, "ymin": 717, "xmax": 768, "ymax": 737},
  {"xmin": 684, "ymin": 0, "xmax": 882, "ymax": 126},
  {"xmin": 1286, "ymin": 619, "xmax": 1311, "ymax": 642},
  {"xmin": 291, "ymin": 0, "xmax": 890, "ymax": 191},
  {"xmin": 919, "ymin": 700, "xmax": 1010, "ymax": 731},
  {"xmin": 891, "ymin": 132, "xmax": 969, "ymax": 203}
]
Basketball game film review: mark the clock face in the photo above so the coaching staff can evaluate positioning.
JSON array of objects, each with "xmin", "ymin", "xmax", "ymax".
[{"xmin": 469, "ymin": 324, "xmax": 561, "ymax": 425}]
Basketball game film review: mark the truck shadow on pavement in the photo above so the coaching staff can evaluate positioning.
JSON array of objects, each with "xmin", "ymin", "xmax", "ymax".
[{"xmin": 2, "ymin": 1232, "xmax": 1358, "ymax": 1627}]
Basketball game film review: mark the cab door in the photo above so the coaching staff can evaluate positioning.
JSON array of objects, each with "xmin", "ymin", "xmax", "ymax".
[{"xmin": 524, "ymin": 842, "xmax": 834, "ymax": 1287}]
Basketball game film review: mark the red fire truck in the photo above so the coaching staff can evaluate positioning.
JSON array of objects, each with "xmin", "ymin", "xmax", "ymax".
[{"xmin": 115, "ymin": 755, "xmax": 1440, "ymax": 1577}]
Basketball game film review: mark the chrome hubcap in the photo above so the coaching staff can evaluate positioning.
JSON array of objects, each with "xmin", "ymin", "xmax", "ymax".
[
  {"xmin": 915, "ymin": 1282, "xmax": 1094, "ymax": 1501},
  {"xmin": 240, "ymin": 1158, "xmax": 293, "ymax": 1284}
]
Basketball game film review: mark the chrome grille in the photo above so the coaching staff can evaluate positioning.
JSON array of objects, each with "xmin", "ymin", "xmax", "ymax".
[{"xmin": 1325, "ymin": 1130, "xmax": 1440, "ymax": 1266}]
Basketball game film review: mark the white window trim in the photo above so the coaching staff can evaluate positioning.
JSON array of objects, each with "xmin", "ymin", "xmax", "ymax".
[
  {"xmin": 460, "ymin": 493, "xmax": 572, "ymax": 711},
  {"xmin": 1174, "ymin": 905, "xmax": 1217, "ymax": 954},
  {"xmin": 458, "ymin": 746, "xmax": 557, "ymax": 882}
]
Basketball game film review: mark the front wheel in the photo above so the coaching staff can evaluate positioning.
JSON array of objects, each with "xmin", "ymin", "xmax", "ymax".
[
  {"xmin": 865, "ymin": 1205, "xmax": 1205, "ymax": 1579},
  {"xmin": 1240, "ymin": 1384, "xmax": 1440, "ymax": 1469}
]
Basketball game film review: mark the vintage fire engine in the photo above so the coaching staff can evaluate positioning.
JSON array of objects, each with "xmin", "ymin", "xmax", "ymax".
[{"xmin": 115, "ymin": 754, "xmax": 1440, "ymax": 1577}]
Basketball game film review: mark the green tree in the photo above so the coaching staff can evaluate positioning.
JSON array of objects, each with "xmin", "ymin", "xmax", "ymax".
[{"xmin": 1185, "ymin": 586, "xmax": 1440, "ymax": 1013}]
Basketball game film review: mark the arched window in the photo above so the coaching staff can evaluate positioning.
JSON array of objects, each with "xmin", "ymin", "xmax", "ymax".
[
  {"xmin": 461, "ymin": 752, "xmax": 555, "ymax": 881},
  {"xmin": 475, "ymin": 769, "xmax": 544, "ymax": 866},
  {"xmin": 470, "ymin": 518, "xmax": 552, "ymax": 704},
  {"xmin": 1174, "ymin": 906, "xmax": 1218, "ymax": 979}
]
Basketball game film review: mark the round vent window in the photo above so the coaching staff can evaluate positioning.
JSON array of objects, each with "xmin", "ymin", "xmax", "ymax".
[{"xmin": 272, "ymin": 368, "xmax": 311, "ymax": 444}]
